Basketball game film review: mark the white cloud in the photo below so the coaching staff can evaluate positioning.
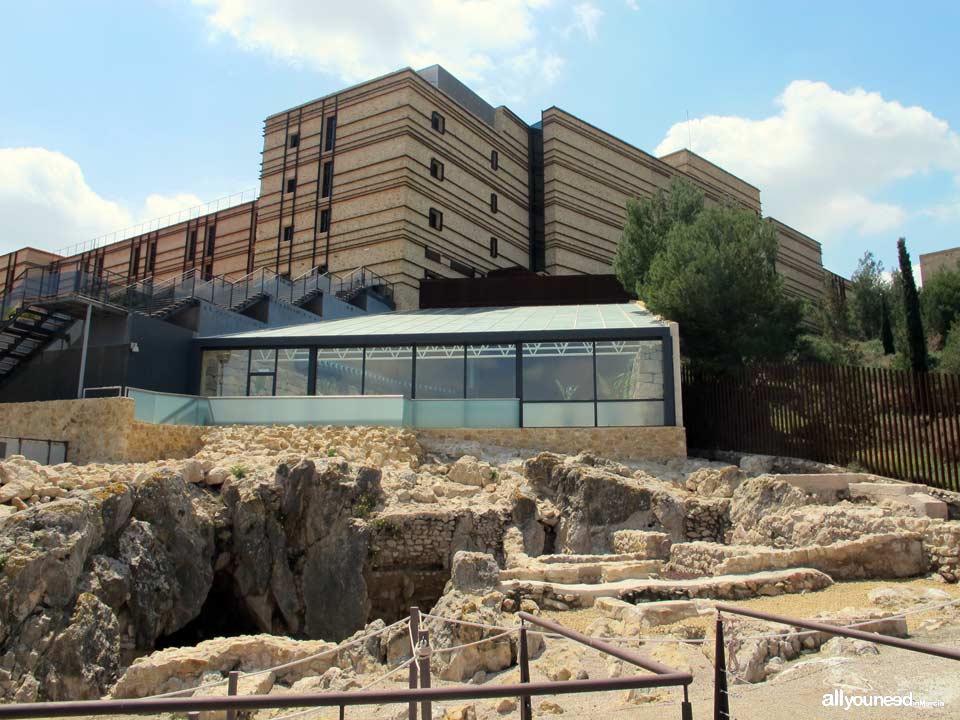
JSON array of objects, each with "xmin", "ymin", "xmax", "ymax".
[
  {"xmin": 194, "ymin": 0, "xmax": 561, "ymax": 95},
  {"xmin": 0, "ymin": 148, "xmax": 132, "ymax": 254},
  {"xmin": 655, "ymin": 81, "xmax": 960, "ymax": 242},
  {"xmin": 625, "ymin": 0, "xmax": 639, "ymax": 9},
  {"xmin": 572, "ymin": 2, "xmax": 603, "ymax": 40},
  {"xmin": 0, "ymin": 148, "xmax": 211, "ymax": 256}
]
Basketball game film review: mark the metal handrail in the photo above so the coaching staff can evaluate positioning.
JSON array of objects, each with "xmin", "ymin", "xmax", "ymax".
[
  {"xmin": 0, "ymin": 608, "xmax": 693, "ymax": 720},
  {"xmin": 711, "ymin": 602, "xmax": 960, "ymax": 720}
]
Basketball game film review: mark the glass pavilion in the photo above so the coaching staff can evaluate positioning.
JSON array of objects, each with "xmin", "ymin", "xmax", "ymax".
[{"xmin": 190, "ymin": 304, "xmax": 680, "ymax": 428}]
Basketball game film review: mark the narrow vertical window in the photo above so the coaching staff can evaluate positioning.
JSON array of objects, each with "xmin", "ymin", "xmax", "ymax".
[
  {"xmin": 428, "ymin": 208, "xmax": 443, "ymax": 231},
  {"xmin": 430, "ymin": 158, "xmax": 444, "ymax": 180},
  {"xmin": 490, "ymin": 193, "xmax": 498, "ymax": 213},
  {"xmin": 490, "ymin": 237, "xmax": 498, "ymax": 258},
  {"xmin": 286, "ymin": 178, "xmax": 297, "ymax": 193},
  {"xmin": 283, "ymin": 225, "xmax": 294, "ymax": 242},
  {"xmin": 205, "ymin": 225, "xmax": 216, "ymax": 256},
  {"xmin": 203, "ymin": 261, "xmax": 213, "ymax": 281},
  {"xmin": 325, "ymin": 116, "xmax": 337, "ymax": 151},
  {"xmin": 321, "ymin": 161, "xmax": 333, "ymax": 198},
  {"xmin": 431, "ymin": 111, "xmax": 445, "ymax": 133},
  {"xmin": 288, "ymin": 132, "xmax": 300, "ymax": 149},
  {"xmin": 490, "ymin": 150, "xmax": 499, "ymax": 170},
  {"xmin": 319, "ymin": 209, "xmax": 330, "ymax": 233},
  {"xmin": 147, "ymin": 242, "xmax": 157, "ymax": 273},
  {"xmin": 131, "ymin": 245, "xmax": 141, "ymax": 278},
  {"xmin": 186, "ymin": 229, "xmax": 197, "ymax": 262}
]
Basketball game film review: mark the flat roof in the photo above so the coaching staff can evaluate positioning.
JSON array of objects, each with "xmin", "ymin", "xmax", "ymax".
[{"xmin": 199, "ymin": 303, "xmax": 669, "ymax": 348}]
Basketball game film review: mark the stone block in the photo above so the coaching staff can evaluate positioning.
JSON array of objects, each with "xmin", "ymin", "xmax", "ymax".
[{"xmin": 849, "ymin": 482, "xmax": 948, "ymax": 519}]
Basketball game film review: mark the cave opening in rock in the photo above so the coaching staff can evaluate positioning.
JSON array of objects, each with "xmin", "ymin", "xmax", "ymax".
[
  {"xmin": 541, "ymin": 522, "xmax": 557, "ymax": 555},
  {"xmin": 365, "ymin": 566, "xmax": 452, "ymax": 625},
  {"xmin": 155, "ymin": 571, "xmax": 261, "ymax": 650}
]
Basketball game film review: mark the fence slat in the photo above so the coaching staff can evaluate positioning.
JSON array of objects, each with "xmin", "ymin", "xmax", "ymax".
[{"xmin": 681, "ymin": 362, "xmax": 960, "ymax": 491}]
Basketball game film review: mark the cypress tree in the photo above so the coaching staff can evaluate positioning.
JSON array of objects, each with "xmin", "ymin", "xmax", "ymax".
[
  {"xmin": 880, "ymin": 295, "xmax": 895, "ymax": 355},
  {"xmin": 897, "ymin": 237, "xmax": 927, "ymax": 372}
]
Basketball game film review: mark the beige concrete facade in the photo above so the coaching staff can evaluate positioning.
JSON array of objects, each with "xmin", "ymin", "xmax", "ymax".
[
  {"xmin": 0, "ymin": 65, "xmax": 840, "ymax": 312},
  {"xmin": 920, "ymin": 246, "xmax": 960, "ymax": 283}
]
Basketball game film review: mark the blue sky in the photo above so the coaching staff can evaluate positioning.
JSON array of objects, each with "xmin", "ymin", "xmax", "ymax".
[{"xmin": 2, "ymin": 0, "xmax": 959, "ymax": 280}]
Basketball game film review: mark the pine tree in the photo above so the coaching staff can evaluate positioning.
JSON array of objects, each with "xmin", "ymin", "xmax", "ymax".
[
  {"xmin": 897, "ymin": 237, "xmax": 927, "ymax": 372},
  {"xmin": 880, "ymin": 295, "xmax": 895, "ymax": 355}
]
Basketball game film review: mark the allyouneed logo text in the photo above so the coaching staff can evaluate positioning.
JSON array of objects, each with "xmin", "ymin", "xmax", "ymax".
[{"xmin": 822, "ymin": 689, "xmax": 945, "ymax": 710}]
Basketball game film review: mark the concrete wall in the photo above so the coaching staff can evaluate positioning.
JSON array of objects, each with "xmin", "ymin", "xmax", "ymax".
[
  {"xmin": 417, "ymin": 426, "xmax": 687, "ymax": 461},
  {"xmin": 0, "ymin": 397, "xmax": 206, "ymax": 465}
]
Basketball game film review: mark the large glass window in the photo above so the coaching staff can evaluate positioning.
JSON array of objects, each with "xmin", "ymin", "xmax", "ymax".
[
  {"xmin": 595, "ymin": 340, "xmax": 664, "ymax": 400},
  {"xmin": 248, "ymin": 349, "xmax": 276, "ymax": 396},
  {"xmin": 522, "ymin": 342, "xmax": 594, "ymax": 401},
  {"xmin": 316, "ymin": 348, "xmax": 363, "ymax": 395},
  {"xmin": 201, "ymin": 350, "xmax": 249, "ymax": 396},
  {"xmin": 248, "ymin": 374, "xmax": 274, "ymax": 397},
  {"xmin": 364, "ymin": 346, "xmax": 413, "ymax": 397},
  {"xmin": 276, "ymin": 348, "xmax": 310, "ymax": 396},
  {"xmin": 466, "ymin": 344, "xmax": 516, "ymax": 398},
  {"xmin": 415, "ymin": 346, "xmax": 464, "ymax": 398}
]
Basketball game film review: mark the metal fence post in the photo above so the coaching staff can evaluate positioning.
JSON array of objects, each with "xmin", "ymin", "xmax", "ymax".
[
  {"xmin": 409, "ymin": 608, "xmax": 419, "ymax": 720},
  {"xmin": 519, "ymin": 623, "xmax": 532, "ymax": 720},
  {"xmin": 226, "ymin": 671, "xmax": 239, "ymax": 720},
  {"xmin": 417, "ymin": 630, "xmax": 431, "ymax": 720},
  {"xmin": 681, "ymin": 684, "xmax": 693, "ymax": 720},
  {"xmin": 713, "ymin": 614, "xmax": 729, "ymax": 720}
]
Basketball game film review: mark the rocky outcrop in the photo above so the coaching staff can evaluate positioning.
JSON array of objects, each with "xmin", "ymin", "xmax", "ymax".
[
  {"xmin": 223, "ymin": 459, "xmax": 382, "ymax": 641},
  {"xmin": 0, "ymin": 473, "xmax": 214, "ymax": 701},
  {"xmin": 427, "ymin": 591, "xmax": 542, "ymax": 682},
  {"xmin": 728, "ymin": 475, "xmax": 810, "ymax": 535},
  {"xmin": 522, "ymin": 452, "xmax": 688, "ymax": 552}
]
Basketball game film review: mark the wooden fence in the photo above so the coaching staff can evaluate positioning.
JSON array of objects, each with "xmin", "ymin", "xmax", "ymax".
[{"xmin": 681, "ymin": 362, "xmax": 960, "ymax": 491}]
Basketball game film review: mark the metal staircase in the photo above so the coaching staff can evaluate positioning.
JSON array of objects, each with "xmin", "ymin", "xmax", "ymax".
[
  {"xmin": 333, "ymin": 266, "xmax": 395, "ymax": 308},
  {"xmin": 0, "ymin": 261, "xmax": 394, "ymax": 384}
]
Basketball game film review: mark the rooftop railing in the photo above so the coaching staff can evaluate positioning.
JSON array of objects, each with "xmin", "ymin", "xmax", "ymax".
[{"xmin": 56, "ymin": 189, "xmax": 258, "ymax": 258}]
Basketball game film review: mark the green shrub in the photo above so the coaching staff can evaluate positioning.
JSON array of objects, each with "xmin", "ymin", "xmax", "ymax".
[
  {"xmin": 327, "ymin": 447, "xmax": 338, "ymax": 457},
  {"xmin": 229, "ymin": 464, "xmax": 248, "ymax": 479},
  {"xmin": 940, "ymin": 321, "xmax": 960, "ymax": 374},
  {"xmin": 352, "ymin": 493, "xmax": 376, "ymax": 519},
  {"xmin": 793, "ymin": 334, "xmax": 863, "ymax": 366}
]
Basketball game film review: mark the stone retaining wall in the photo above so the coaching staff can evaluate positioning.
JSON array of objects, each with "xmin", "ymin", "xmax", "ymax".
[
  {"xmin": 367, "ymin": 508, "xmax": 509, "ymax": 570},
  {"xmin": 0, "ymin": 398, "xmax": 206, "ymax": 464},
  {"xmin": 668, "ymin": 532, "xmax": 927, "ymax": 580},
  {"xmin": 417, "ymin": 426, "xmax": 686, "ymax": 462}
]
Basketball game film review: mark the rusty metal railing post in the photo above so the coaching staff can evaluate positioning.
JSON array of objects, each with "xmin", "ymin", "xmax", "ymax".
[
  {"xmin": 681, "ymin": 684, "xmax": 693, "ymax": 720},
  {"xmin": 519, "ymin": 621, "xmax": 532, "ymax": 720},
  {"xmin": 713, "ymin": 613, "xmax": 729, "ymax": 720},
  {"xmin": 417, "ymin": 630, "xmax": 432, "ymax": 720},
  {"xmin": 226, "ymin": 671, "xmax": 239, "ymax": 720},
  {"xmin": 409, "ymin": 607, "xmax": 420, "ymax": 720}
]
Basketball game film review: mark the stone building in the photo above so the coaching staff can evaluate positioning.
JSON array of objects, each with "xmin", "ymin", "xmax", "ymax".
[
  {"xmin": 920, "ymin": 246, "xmax": 960, "ymax": 284},
  {"xmin": 0, "ymin": 65, "xmax": 834, "ymax": 312}
]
